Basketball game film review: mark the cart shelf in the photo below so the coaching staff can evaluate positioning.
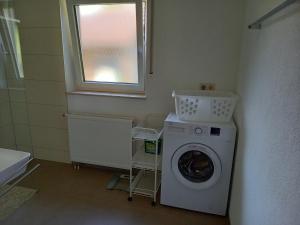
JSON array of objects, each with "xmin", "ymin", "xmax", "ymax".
[
  {"xmin": 132, "ymin": 147, "xmax": 161, "ymax": 170},
  {"xmin": 132, "ymin": 127, "xmax": 163, "ymax": 141},
  {"xmin": 131, "ymin": 170, "xmax": 161, "ymax": 198}
]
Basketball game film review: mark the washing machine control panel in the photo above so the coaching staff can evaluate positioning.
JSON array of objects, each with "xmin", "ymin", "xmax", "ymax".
[
  {"xmin": 194, "ymin": 127, "xmax": 203, "ymax": 135},
  {"xmin": 166, "ymin": 121, "xmax": 223, "ymax": 137},
  {"xmin": 192, "ymin": 126, "xmax": 209, "ymax": 136}
]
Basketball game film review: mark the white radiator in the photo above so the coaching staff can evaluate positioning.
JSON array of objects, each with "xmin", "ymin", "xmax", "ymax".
[{"xmin": 67, "ymin": 113, "xmax": 134, "ymax": 169}]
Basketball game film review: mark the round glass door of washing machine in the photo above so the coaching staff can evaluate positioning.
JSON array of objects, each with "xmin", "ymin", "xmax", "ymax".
[{"xmin": 171, "ymin": 143, "xmax": 222, "ymax": 190}]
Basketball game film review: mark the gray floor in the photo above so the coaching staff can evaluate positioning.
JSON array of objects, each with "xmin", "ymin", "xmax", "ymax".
[{"xmin": 2, "ymin": 160, "xmax": 230, "ymax": 225}]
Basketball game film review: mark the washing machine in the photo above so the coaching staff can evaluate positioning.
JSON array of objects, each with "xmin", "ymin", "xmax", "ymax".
[{"xmin": 160, "ymin": 113, "xmax": 236, "ymax": 216}]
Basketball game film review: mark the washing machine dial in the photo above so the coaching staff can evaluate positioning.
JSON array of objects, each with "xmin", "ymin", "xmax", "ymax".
[{"xmin": 194, "ymin": 127, "xmax": 203, "ymax": 135}]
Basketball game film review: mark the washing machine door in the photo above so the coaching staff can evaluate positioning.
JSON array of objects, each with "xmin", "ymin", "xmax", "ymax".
[{"xmin": 171, "ymin": 143, "xmax": 222, "ymax": 190}]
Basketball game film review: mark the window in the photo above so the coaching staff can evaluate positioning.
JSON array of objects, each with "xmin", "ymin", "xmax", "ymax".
[{"xmin": 66, "ymin": 0, "xmax": 149, "ymax": 94}]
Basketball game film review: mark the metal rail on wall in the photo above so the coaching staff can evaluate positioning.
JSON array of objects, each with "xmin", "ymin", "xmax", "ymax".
[{"xmin": 248, "ymin": 0, "xmax": 298, "ymax": 29}]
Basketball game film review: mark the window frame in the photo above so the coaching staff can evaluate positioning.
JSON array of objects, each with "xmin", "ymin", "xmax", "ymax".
[{"xmin": 66, "ymin": 0, "xmax": 146, "ymax": 94}]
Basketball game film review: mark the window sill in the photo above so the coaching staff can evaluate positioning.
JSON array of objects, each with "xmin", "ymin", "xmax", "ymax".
[{"xmin": 67, "ymin": 91, "xmax": 147, "ymax": 99}]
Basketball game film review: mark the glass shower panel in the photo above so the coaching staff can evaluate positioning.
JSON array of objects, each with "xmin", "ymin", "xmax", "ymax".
[{"xmin": 0, "ymin": 1, "xmax": 32, "ymax": 153}]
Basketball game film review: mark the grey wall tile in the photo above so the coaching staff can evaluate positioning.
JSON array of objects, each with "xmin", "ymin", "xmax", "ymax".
[
  {"xmin": 31, "ymin": 126, "xmax": 68, "ymax": 149},
  {"xmin": 28, "ymin": 104, "xmax": 67, "ymax": 129},
  {"xmin": 23, "ymin": 55, "xmax": 65, "ymax": 81},
  {"xmin": 20, "ymin": 28, "xmax": 63, "ymax": 55},
  {"xmin": 25, "ymin": 80, "xmax": 66, "ymax": 106}
]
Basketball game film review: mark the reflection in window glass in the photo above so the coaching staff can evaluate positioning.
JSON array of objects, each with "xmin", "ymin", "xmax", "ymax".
[{"xmin": 76, "ymin": 4, "xmax": 138, "ymax": 84}]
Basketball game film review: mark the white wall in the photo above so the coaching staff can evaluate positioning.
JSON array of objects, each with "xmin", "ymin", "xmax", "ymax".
[
  {"xmin": 66, "ymin": 0, "xmax": 244, "ymax": 122},
  {"xmin": 13, "ymin": 0, "xmax": 244, "ymax": 163},
  {"xmin": 230, "ymin": 1, "xmax": 300, "ymax": 225}
]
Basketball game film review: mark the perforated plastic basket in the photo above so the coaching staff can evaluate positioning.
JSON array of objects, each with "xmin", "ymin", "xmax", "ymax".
[{"xmin": 172, "ymin": 90, "xmax": 238, "ymax": 122}]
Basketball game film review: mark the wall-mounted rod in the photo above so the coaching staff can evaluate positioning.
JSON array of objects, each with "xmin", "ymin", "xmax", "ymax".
[{"xmin": 248, "ymin": 0, "xmax": 298, "ymax": 29}]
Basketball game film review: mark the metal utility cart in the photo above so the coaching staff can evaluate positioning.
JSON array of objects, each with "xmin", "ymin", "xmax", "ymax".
[{"xmin": 128, "ymin": 126, "xmax": 163, "ymax": 205}]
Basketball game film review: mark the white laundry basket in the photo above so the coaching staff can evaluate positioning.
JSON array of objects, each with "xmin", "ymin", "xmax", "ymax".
[{"xmin": 173, "ymin": 90, "xmax": 238, "ymax": 122}]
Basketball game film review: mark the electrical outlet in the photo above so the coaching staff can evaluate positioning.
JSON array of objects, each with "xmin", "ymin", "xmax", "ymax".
[{"xmin": 200, "ymin": 83, "xmax": 216, "ymax": 91}]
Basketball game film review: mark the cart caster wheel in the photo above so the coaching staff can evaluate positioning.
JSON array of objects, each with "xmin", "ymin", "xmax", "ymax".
[
  {"xmin": 72, "ymin": 163, "xmax": 80, "ymax": 171},
  {"xmin": 128, "ymin": 197, "xmax": 133, "ymax": 202},
  {"xmin": 151, "ymin": 201, "xmax": 156, "ymax": 206}
]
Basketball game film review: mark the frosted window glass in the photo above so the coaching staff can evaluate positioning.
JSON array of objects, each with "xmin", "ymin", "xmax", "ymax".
[{"xmin": 76, "ymin": 4, "xmax": 139, "ymax": 84}]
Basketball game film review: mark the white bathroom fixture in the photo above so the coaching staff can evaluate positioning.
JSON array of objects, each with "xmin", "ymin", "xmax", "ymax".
[
  {"xmin": 0, "ymin": 148, "xmax": 40, "ymax": 198},
  {"xmin": 160, "ymin": 113, "xmax": 236, "ymax": 215}
]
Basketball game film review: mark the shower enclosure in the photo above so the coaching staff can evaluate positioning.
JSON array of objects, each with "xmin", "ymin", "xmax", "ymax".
[{"xmin": 0, "ymin": 0, "xmax": 32, "ymax": 154}]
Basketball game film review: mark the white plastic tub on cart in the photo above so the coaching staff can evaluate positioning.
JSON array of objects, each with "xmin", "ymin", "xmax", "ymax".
[{"xmin": 0, "ymin": 148, "xmax": 31, "ymax": 185}]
